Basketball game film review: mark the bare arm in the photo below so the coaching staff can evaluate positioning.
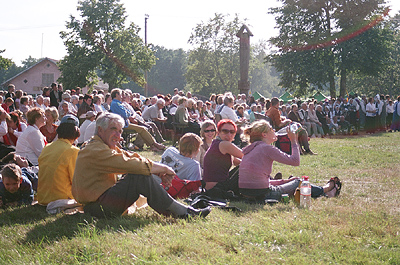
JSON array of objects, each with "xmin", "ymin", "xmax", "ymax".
[{"xmin": 219, "ymin": 141, "xmax": 243, "ymax": 159}]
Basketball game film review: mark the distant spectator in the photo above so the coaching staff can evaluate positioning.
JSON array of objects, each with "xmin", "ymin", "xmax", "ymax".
[
  {"xmin": 15, "ymin": 108, "xmax": 46, "ymax": 165},
  {"xmin": 40, "ymin": 107, "xmax": 59, "ymax": 143}
]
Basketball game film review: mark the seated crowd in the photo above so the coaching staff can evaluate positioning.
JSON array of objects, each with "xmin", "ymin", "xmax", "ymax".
[{"xmin": 0, "ymin": 83, "xmax": 398, "ymax": 218}]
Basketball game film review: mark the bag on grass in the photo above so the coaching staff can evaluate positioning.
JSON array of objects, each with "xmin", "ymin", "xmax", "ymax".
[{"xmin": 162, "ymin": 175, "xmax": 202, "ymax": 199}]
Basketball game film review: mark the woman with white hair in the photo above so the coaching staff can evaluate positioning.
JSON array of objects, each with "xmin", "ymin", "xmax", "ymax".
[
  {"xmin": 70, "ymin": 95, "xmax": 79, "ymax": 114},
  {"xmin": 35, "ymin": 95, "xmax": 46, "ymax": 111}
]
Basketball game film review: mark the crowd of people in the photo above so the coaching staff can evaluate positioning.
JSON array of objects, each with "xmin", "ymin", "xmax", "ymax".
[{"xmin": 0, "ymin": 82, "xmax": 397, "ymax": 218}]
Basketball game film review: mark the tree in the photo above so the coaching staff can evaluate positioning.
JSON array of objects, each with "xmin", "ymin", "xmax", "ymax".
[
  {"xmin": 186, "ymin": 13, "xmax": 244, "ymax": 96},
  {"xmin": 147, "ymin": 46, "xmax": 187, "ymax": 95},
  {"xmin": 21, "ymin": 56, "xmax": 40, "ymax": 69},
  {"xmin": 249, "ymin": 43, "xmax": 282, "ymax": 98},
  {"xmin": 346, "ymin": 12, "xmax": 400, "ymax": 97},
  {"xmin": 268, "ymin": 0, "xmax": 391, "ymax": 98},
  {"xmin": 0, "ymin": 50, "xmax": 12, "ymax": 71},
  {"xmin": 58, "ymin": 0, "xmax": 156, "ymax": 91}
]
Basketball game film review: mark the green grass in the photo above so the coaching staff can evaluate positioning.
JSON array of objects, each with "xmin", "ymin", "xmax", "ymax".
[{"xmin": 1, "ymin": 133, "xmax": 400, "ymax": 264}]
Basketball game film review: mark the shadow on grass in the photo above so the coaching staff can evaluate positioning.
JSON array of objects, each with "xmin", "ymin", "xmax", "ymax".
[
  {"xmin": 23, "ymin": 210, "xmax": 171, "ymax": 245},
  {"xmin": 229, "ymin": 200, "xmax": 296, "ymax": 214},
  {"xmin": 0, "ymin": 204, "xmax": 48, "ymax": 227}
]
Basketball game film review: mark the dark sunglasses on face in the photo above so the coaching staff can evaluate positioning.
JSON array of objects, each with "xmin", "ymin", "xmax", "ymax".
[
  {"xmin": 204, "ymin": 129, "xmax": 216, "ymax": 133},
  {"xmin": 220, "ymin": 129, "xmax": 236, "ymax": 134}
]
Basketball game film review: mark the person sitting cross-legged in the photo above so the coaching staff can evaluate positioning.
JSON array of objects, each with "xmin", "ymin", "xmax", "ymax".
[{"xmin": 71, "ymin": 113, "xmax": 211, "ymax": 219}]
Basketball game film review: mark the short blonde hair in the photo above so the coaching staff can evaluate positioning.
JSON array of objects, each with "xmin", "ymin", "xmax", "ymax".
[
  {"xmin": 244, "ymin": 120, "xmax": 273, "ymax": 143},
  {"xmin": 45, "ymin": 107, "xmax": 59, "ymax": 121}
]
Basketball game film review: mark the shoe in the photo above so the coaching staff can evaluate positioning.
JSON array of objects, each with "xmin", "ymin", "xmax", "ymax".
[
  {"xmin": 306, "ymin": 149, "xmax": 317, "ymax": 155},
  {"xmin": 310, "ymin": 134, "xmax": 316, "ymax": 138},
  {"xmin": 274, "ymin": 172, "xmax": 282, "ymax": 180},
  {"xmin": 153, "ymin": 142, "xmax": 166, "ymax": 150},
  {"xmin": 178, "ymin": 206, "xmax": 212, "ymax": 219}
]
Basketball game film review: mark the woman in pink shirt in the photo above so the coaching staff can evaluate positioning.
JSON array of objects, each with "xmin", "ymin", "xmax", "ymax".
[{"xmin": 239, "ymin": 120, "xmax": 337, "ymax": 201}]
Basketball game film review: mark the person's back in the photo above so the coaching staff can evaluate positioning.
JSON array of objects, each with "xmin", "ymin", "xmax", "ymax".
[
  {"xmin": 161, "ymin": 145, "xmax": 201, "ymax": 181},
  {"xmin": 78, "ymin": 119, "xmax": 92, "ymax": 144},
  {"xmin": 37, "ymin": 138, "xmax": 79, "ymax": 205},
  {"xmin": 37, "ymin": 115, "xmax": 80, "ymax": 205}
]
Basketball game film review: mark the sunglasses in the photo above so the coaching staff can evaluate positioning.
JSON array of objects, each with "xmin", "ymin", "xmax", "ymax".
[
  {"xmin": 220, "ymin": 129, "xmax": 236, "ymax": 134},
  {"xmin": 204, "ymin": 129, "xmax": 216, "ymax": 133}
]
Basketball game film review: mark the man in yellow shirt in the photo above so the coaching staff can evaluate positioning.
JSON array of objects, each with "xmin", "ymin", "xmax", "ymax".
[
  {"xmin": 38, "ymin": 114, "xmax": 80, "ymax": 205},
  {"xmin": 72, "ymin": 113, "xmax": 210, "ymax": 219}
]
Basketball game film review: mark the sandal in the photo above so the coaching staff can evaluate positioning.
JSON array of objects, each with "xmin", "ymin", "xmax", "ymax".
[{"xmin": 325, "ymin": 177, "xmax": 342, "ymax": 197}]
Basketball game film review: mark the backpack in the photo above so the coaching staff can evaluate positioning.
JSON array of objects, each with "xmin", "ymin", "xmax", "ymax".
[
  {"xmin": 275, "ymin": 134, "xmax": 291, "ymax": 155},
  {"xmin": 162, "ymin": 175, "xmax": 202, "ymax": 199}
]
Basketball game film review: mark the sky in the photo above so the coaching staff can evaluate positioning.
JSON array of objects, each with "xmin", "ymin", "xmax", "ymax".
[{"xmin": 1, "ymin": 0, "xmax": 399, "ymax": 66}]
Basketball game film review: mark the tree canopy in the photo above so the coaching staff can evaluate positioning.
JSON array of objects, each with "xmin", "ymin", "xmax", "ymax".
[
  {"xmin": 0, "ymin": 50, "xmax": 12, "ymax": 71},
  {"xmin": 58, "ymin": 0, "xmax": 156, "ymax": 91},
  {"xmin": 185, "ymin": 13, "xmax": 243, "ymax": 95},
  {"xmin": 268, "ymin": 0, "xmax": 393, "ymax": 98}
]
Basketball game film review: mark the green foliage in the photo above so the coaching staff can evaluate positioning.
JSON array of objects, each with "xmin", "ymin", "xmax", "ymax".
[
  {"xmin": 268, "ymin": 0, "xmax": 393, "ymax": 98},
  {"xmin": 186, "ymin": 13, "xmax": 243, "ymax": 95},
  {"xmin": 0, "ymin": 50, "xmax": 13, "ymax": 71},
  {"xmin": 121, "ymin": 46, "xmax": 188, "ymax": 96},
  {"xmin": 345, "ymin": 12, "xmax": 400, "ymax": 97},
  {"xmin": 20, "ymin": 56, "xmax": 40, "ymax": 69},
  {"xmin": 249, "ymin": 43, "xmax": 282, "ymax": 98},
  {"xmin": 58, "ymin": 0, "xmax": 156, "ymax": 91}
]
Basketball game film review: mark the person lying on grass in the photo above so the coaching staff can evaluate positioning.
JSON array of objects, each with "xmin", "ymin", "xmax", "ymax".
[
  {"xmin": 239, "ymin": 120, "xmax": 338, "ymax": 202},
  {"xmin": 0, "ymin": 163, "xmax": 33, "ymax": 207},
  {"xmin": 71, "ymin": 113, "xmax": 211, "ymax": 219}
]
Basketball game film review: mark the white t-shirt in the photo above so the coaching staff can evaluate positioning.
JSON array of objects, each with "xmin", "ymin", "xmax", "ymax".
[{"xmin": 219, "ymin": 105, "xmax": 238, "ymax": 122}]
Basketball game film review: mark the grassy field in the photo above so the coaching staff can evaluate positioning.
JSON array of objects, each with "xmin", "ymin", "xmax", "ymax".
[{"xmin": 0, "ymin": 132, "xmax": 399, "ymax": 264}]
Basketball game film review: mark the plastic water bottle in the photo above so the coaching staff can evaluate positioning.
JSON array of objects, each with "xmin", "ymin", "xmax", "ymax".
[
  {"xmin": 300, "ymin": 176, "xmax": 311, "ymax": 208},
  {"xmin": 289, "ymin": 122, "xmax": 301, "ymax": 133}
]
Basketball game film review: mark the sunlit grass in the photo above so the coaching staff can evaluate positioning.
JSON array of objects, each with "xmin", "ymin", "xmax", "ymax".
[{"xmin": 0, "ymin": 133, "xmax": 399, "ymax": 264}]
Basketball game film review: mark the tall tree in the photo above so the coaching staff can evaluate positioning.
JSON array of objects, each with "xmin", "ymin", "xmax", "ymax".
[
  {"xmin": 148, "ymin": 46, "xmax": 187, "ymax": 95},
  {"xmin": 249, "ymin": 43, "xmax": 282, "ymax": 98},
  {"xmin": 58, "ymin": 0, "xmax": 156, "ymax": 91},
  {"xmin": 346, "ymin": 12, "xmax": 400, "ymax": 97},
  {"xmin": 268, "ymin": 0, "xmax": 391, "ymax": 98},
  {"xmin": 186, "ymin": 13, "xmax": 244, "ymax": 96},
  {"xmin": 122, "ymin": 46, "xmax": 187, "ymax": 95}
]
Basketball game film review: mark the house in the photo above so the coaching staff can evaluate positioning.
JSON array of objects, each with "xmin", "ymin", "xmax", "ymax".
[{"xmin": 1, "ymin": 57, "xmax": 61, "ymax": 96}]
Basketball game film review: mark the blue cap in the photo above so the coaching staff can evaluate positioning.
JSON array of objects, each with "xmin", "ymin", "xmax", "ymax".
[{"xmin": 60, "ymin": 114, "xmax": 79, "ymax": 127}]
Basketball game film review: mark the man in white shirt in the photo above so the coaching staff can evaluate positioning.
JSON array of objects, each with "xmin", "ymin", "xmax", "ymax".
[{"xmin": 78, "ymin": 111, "xmax": 96, "ymax": 145}]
